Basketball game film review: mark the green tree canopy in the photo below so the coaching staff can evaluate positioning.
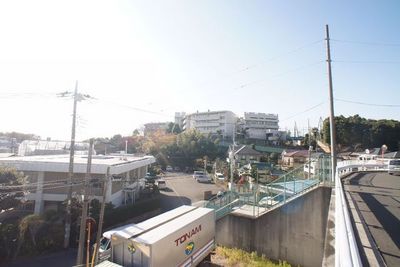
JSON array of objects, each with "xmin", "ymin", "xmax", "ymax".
[{"xmin": 323, "ymin": 115, "xmax": 400, "ymax": 151}]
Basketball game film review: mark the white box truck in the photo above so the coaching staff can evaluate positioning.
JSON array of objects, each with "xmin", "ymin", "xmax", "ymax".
[{"xmin": 97, "ymin": 205, "xmax": 215, "ymax": 267}]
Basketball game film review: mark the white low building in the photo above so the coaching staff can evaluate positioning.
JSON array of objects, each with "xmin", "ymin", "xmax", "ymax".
[
  {"xmin": 183, "ymin": 110, "xmax": 237, "ymax": 138},
  {"xmin": 0, "ymin": 154, "xmax": 155, "ymax": 214}
]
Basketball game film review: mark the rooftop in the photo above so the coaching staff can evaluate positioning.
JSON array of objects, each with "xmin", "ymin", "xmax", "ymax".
[{"xmin": 0, "ymin": 154, "xmax": 155, "ymax": 174}]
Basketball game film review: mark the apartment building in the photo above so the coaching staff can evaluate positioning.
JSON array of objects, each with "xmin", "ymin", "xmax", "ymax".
[
  {"xmin": 174, "ymin": 112, "xmax": 186, "ymax": 129},
  {"xmin": 183, "ymin": 110, "xmax": 237, "ymax": 138},
  {"xmin": 242, "ymin": 112, "xmax": 279, "ymax": 140},
  {"xmin": 0, "ymin": 154, "xmax": 155, "ymax": 214}
]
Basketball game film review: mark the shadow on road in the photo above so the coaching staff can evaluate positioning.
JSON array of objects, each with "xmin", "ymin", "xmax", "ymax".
[
  {"xmin": 3, "ymin": 249, "xmax": 77, "ymax": 267},
  {"xmin": 159, "ymin": 193, "xmax": 192, "ymax": 211}
]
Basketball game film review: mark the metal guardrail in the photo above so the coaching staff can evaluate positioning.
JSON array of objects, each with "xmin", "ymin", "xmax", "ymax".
[
  {"xmin": 206, "ymin": 158, "xmax": 388, "ymax": 265},
  {"xmin": 205, "ymin": 156, "xmax": 333, "ymax": 219},
  {"xmin": 335, "ymin": 159, "xmax": 387, "ymax": 267}
]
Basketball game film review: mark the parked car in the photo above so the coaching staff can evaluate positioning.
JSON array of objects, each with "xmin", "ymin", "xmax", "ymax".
[
  {"xmin": 155, "ymin": 179, "xmax": 167, "ymax": 190},
  {"xmin": 388, "ymin": 159, "xmax": 400, "ymax": 175},
  {"xmin": 144, "ymin": 174, "xmax": 158, "ymax": 184},
  {"xmin": 193, "ymin": 171, "xmax": 205, "ymax": 179},
  {"xmin": 214, "ymin": 172, "xmax": 225, "ymax": 181},
  {"xmin": 193, "ymin": 171, "xmax": 211, "ymax": 183},
  {"xmin": 166, "ymin": 166, "xmax": 173, "ymax": 172},
  {"xmin": 258, "ymin": 196, "xmax": 274, "ymax": 207}
]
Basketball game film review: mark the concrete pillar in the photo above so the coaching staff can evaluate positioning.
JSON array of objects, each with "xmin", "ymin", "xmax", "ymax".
[
  {"xmin": 106, "ymin": 174, "xmax": 112, "ymax": 203},
  {"xmin": 34, "ymin": 171, "xmax": 44, "ymax": 214}
]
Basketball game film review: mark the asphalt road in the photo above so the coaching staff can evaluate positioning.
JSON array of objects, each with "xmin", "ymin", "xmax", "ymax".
[
  {"xmin": 344, "ymin": 172, "xmax": 400, "ymax": 267},
  {"xmin": 158, "ymin": 172, "xmax": 225, "ymax": 211}
]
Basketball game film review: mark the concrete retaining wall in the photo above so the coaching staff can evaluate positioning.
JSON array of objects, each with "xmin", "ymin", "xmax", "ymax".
[{"xmin": 216, "ymin": 186, "xmax": 332, "ymax": 267}]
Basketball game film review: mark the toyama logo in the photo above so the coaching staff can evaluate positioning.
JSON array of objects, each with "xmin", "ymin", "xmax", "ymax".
[{"xmin": 185, "ymin": 242, "xmax": 195, "ymax": 255}]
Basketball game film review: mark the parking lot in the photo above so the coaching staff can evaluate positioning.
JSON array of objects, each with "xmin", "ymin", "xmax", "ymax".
[{"xmin": 158, "ymin": 172, "xmax": 225, "ymax": 211}]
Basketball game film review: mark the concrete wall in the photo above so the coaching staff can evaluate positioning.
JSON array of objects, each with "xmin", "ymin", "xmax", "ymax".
[{"xmin": 216, "ymin": 186, "xmax": 332, "ymax": 267}]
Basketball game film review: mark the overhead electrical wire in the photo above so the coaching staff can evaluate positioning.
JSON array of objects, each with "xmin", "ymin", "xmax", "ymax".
[
  {"xmin": 331, "ymin": 39, "xmax": 400, "ymax": 47},
  {"xmin": 233, "ymin": 60, "xmax": 324, "ymax": 91},
  {"xmin": 335, "ymin": 98, "xmax": 400, "ymax": 107},
  {"xmin": 0, "ymin": 182, "xmax": 85, "ymax": 196},
  {"xmin": 333, "ymin": 60, "xmax": 400, "ymax": 64},
  {"xmin": 280, "ymin": 101, "xmax": 327, "ymax": 122}
]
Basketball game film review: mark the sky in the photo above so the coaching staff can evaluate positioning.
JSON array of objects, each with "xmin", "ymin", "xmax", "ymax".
[{"xmin": 0, "ymin": 0, "xmax": 399, "ymax": 140}]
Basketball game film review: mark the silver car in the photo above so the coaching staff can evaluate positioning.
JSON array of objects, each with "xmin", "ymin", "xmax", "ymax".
[{"xmin": 388, "ymin": 159, "xmax": 400, "ymax": 175}]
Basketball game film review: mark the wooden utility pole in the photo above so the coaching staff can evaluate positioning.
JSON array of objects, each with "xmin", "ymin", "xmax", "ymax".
[
  {"xmin": 64, "ymin": 81, "xmax": 79, "ymax": 249},
  {"xmin": 325, "ymin": 25, "xmax": 337, "ymax": 179},
  {"xmin": 76, "ymin": 139, "xmax": 94, "ymax": 266},
  {"xmin": 92, "ymin": 167, "xmax": 110, "ymax": 266}
]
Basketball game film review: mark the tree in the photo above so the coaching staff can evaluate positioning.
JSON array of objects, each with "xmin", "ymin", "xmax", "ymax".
[
  {"xmin": 323, "ymin": 115, "xmax": 400, "ymax": 151},
  {"xmin": 166, "ymin": 123, "xmax": 182, "ymax": 134},
  {"xmin": 0, "ymin": 167, "xmax": 26, "ymax": 211}
]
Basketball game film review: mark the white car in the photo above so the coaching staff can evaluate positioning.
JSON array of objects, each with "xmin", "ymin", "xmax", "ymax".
[
  {"xmin": 258, "ymin": 196, "xmax": 274, "ymax": 207},
  {"xmin": 214, "ymin": 172, "xmax": 225, "ymax": 181},
  {"xmin": 388, "ymin": 159, "xmax": 400, "ymax": 175},
  {"xmin": 166, "ymin": 166, "xmax": 173, "ymax": 172},
  {"xmin": 155, "ymin": 179, "xmax": 167, "ymax": 190}
]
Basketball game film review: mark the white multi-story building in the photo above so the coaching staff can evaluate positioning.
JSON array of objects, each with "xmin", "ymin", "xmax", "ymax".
[
  {"xmin": 243, "ymin": 112, "xmax": 279, "ymax": 140},
  {"xmin": 0, "ymin": 154, "xmax": 155, "ymax": 214},
  {"xmin": 174, "ymin": 112, "xmax": 186, "ymax": 129},
  {"xmin": 183, "ymin": 110, "xmax": 237, "ymax": 138}
]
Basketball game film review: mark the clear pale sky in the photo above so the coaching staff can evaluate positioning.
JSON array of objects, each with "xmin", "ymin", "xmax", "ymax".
[{"xmin": 1, "ymin": 0, "xmax": 399, "ymax": 140}]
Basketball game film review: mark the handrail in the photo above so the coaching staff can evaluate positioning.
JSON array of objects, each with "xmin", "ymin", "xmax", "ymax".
[{"xmin": 334, "ymin": 159, "xmax": 388, "ymax": 267}]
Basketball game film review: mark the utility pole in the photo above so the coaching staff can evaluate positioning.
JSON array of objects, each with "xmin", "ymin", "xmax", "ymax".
[
  {"xmin": 59, "ymin": 81, "xmax": 94, "ymax": 249},
  {"xmin": 325, "ymin": 25, "xmax": 337, "ymax": 180},
  {"xmin": 76, "ymin": 139, "xmax": 94, "ymax": 266},
  {"xmin": 64, "ymin": 81, "xmax": 78, "ymax": 249},
  {"xmin": 92, "ymin": 167, "xmax": 110, "ymax": 266},
  {"xmin": 229, "ymin": 126, "xmax": 236, "ymax": 191}
]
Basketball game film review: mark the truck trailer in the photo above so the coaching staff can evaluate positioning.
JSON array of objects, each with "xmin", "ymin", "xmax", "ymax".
[{"xmin": 97, "ymin": 205, "xmax": 215, "ymax": 267}]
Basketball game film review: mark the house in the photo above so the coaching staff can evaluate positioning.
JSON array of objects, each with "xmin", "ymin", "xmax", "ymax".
[
  {"xmin": 231, "ymin": 145, "xmax": 263, "ymax": 166},
  {"xmin": 281, "ymin": 149, "xmax": 310, "ymax": 169},
  {"xmin": 0, "ymin": 154, "xmax": 155, "ymax": 214}
]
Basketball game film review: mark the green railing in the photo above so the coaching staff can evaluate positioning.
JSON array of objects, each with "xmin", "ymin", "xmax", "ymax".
[{"xmin": 205, "ymin": 156, "xmax": 332, "ymax": 219}]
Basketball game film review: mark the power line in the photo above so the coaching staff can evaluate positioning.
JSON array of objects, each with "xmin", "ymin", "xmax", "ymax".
[
  {"xmin": 235, "ymin": 39, "xmax": 324, "ymax": 73},
  {"xmin": 280, "ymin": 101, "xmax": 327, "ymax": 122},
  {"xmin": 331, "ymin": 39, "xmax": 400, "ymax": 47},
  {"xmin": 335, "ymin": 98, "xmax": 400, "ymax": 107},
  {"xmin": 233, "ymin": 60, "xmax": 324, "ymax": 91},
  {"xmin": 195, "ymin": 39, "xmax": 324, "ymax": 88},
  {"xmin": 0, "ymin": 181, "xmax": 85, "ymax": 196},
  {"xmin": 334, "ymin": 60, "xmax": 400, "ymax": 64}
]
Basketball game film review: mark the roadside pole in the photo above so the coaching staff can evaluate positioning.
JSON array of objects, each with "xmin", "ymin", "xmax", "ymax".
[
  {"xmin": 77, "ymin": 139, "xmax": 94, "ymax": 266},
  {"xmin": 92, "ymin": 166, "xmax": 110, "ymax": 266},
  {"xmin": 325, "ymin": 24, "xmax": 337, "ymax": 180}
]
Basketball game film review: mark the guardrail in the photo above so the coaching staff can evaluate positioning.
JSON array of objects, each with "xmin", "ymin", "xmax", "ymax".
[
  {"xmin": 335, "ymin": 159, "xmax": 387, "ymax": 267},
  {"xmin": 205, "ymin": 156, "xmax": 333, "ymax": 219}
]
